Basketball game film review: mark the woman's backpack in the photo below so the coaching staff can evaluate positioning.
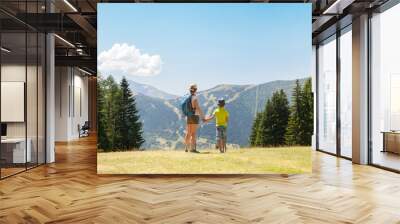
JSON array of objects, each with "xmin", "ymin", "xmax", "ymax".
[{"xmin": 181, "ymin": 95, "xmax": 194, "ymax": 117}]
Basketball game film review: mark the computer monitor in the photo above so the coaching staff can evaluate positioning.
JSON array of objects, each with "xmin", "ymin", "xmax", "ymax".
[{"xmin": 1, "ymin": 123, "xmax": 7, "ymax": 137}]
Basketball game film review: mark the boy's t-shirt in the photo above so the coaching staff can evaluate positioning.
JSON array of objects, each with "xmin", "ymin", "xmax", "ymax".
[{"xmin": 212, "ymin": 107, "xmax": 229, "ymax": 127}]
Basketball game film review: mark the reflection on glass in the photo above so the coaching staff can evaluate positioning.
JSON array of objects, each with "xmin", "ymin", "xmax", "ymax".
[
  {"xmin": 1, "ymin": 32, "xmax": 27, "ymax": 177},
  {"xmin": 340, "ymin": 29, "xmax": 352, "ymax": 158},
  {"xmin": 27, "ymin": 31, "xmax": 38, "ymax": 169},
  {"xmin": 371, "ymin": 3, "xmax": 400, "ymax": 171},
  {"xmin": 390, "ymin": 75, "xmax": 400, "ymax": 130},
  {"xmin": 38, "ymin": 33, "xmax": 46, "ymax": 165},
  {"xmin": 0, "ymin": 1, "xmax": 47, "ymax": 179},
  {"xmin": 318, "ymin": 36, "xmax": 337, "ymax": 154}
]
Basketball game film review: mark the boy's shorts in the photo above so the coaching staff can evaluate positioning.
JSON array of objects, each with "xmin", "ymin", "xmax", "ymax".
[{"xmin": 216, "ymin": 126, "xmax": 227, "ymax": 141}]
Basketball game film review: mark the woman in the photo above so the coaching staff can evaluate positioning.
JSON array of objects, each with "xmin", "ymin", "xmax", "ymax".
[{"xmin": 185, "ymin": 84, "xmax": 205, "ymax": 153}]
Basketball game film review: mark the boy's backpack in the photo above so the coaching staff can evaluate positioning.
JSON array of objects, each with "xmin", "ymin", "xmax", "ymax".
[{"xmin": 181, "ymin": 95, "xmax": 194, "ymax": 117}]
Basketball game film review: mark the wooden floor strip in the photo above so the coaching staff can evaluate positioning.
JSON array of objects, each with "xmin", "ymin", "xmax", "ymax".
[{"xmin": 0, "ymin": 135, "xmax": 399, "ymax": 223}]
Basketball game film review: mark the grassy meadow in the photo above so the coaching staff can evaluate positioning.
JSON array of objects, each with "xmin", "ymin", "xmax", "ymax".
[{"xmin": 97, "ymin": 147, "xmax": 311, "ymax": 174}]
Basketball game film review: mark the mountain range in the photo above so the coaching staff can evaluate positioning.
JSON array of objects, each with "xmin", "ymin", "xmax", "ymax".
[
  {"xmin": 128, "ymin": 80, "xmax": 178, "ymax": 100},
  {"xmin": 131, "ymin": 78, "xmax": 307, "ymax": 149}
]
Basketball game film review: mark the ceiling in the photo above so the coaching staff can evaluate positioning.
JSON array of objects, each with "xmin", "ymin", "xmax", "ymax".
[{"xmin": 0, "ymin": 0, "xmax": 98, "ymax": 74}]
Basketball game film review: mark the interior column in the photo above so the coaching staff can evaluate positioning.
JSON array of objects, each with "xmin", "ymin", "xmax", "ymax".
[
  {"xmin": 45, "ymin": 0, "xmax": 55, "ymax": 163},
  {"xmin": 352, "ymin": 14, "xmax": 369, "ymax": 164}
]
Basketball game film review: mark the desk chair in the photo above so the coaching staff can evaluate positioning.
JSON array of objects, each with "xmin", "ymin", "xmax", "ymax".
[{"xmin": 79, "ymin": 121, "xmax": 90, "ymax": 138}]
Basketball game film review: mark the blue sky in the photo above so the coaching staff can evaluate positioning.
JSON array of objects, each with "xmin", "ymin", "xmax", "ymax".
[{"xmin": 98, "ymin": 3, "xmax": 311, "ymax": 96}]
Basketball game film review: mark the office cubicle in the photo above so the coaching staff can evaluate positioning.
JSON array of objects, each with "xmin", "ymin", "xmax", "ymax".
[{"xmin": 0, "ymin": 1, "xmax": 46, "ymax": 179}]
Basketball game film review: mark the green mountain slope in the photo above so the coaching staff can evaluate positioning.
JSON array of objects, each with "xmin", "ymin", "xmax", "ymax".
[{"xmin": 134, "ymin": 78, "xmax": 307, "ymax": 149}]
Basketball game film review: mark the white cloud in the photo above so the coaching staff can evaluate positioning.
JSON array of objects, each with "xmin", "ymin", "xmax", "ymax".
[{"xmin": 98, "ymin": 43, "xmax": 162, "ymax": 77}]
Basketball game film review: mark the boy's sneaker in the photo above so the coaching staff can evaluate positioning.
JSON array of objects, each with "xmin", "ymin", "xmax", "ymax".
[{"xmin": 190, "ymin": 150, "xmax": 200, "ymax": 153}]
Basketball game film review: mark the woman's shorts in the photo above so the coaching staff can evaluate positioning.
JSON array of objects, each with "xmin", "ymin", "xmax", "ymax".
[
  {"xmin": 187, "ymin": 115, "xmax": 200, "ymax": 124},
  {"xmin": 216, "ymin": 126, "xmax": 227, "ymax": 141}
]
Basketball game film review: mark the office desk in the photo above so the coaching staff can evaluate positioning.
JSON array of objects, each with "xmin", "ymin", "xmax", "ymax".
[
  {"xmin": 1, "ymin": 138, "xmax": 31, "ymax": 163},
  {"xmin": 382, "ymin": 131, "xmax": 400, "ymax": 154}
]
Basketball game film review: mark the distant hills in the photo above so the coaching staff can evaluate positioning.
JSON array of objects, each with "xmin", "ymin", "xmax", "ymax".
[
  {"xmin": 132, "ymin": 78, "xmax": 307, "ymax": 149},
  {"xmin": 128, "ymin": 80, "xmax": 178, "ymax": 100}
]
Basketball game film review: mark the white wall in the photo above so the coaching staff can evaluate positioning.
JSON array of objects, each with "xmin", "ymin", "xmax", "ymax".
[
  {"xmin": 55, "ymin": 67, "xmax": 89, "ymax": 141},
  {"xmin": 1, "ymin": 63, "xmax": 46, "ymax": 164},
  {"xmin": 71, "ymin": 72, "xmax": 89, "ymax": 138},
  {"xmin": 1, "ymin": 65, "xmax": 40, "ymax": 138},
  {"xmin": 1, "ymin": 65, "xmax": 26, "ymax": 140},
  {"xmin": 55, "ymin": 66, "xmax": 70, "ymax": 141}
]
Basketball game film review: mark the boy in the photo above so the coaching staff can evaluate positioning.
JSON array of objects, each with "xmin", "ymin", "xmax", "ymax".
[{"xmin": 205, "ymin": 98, "xmax": 229, "ymax": 153}]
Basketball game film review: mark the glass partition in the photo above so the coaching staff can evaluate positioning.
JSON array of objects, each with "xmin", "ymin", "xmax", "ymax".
[
  {"xmin": 38, "ymin": 32, "xmax": 45, "ymax": 165},
  {"xmin": 339, "ymin": 27, "xmax": 352, "ymax": 158},
  {"xmin": 371, "ymin": 3, "xmax": 400, "ymax": 171},
  {"xmin": 0, "ymin": 1, "xmax": 46, "ymax": 179},
  {"xmin": 1, "ymin": 31, "xmax": 28, "ymax": 177},
  {"xmin": 317, "ymin": 35, "xmax": 337, "ymax": 154},
  {"xmin": 27, "ymin": 30, "xmax": 38, "ymax": 169}
]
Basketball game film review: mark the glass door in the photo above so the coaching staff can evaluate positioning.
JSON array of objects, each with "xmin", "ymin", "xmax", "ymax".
[
  {"xmin": 370, "ymin": 3, "xmax": 400, "ymax": 171},
  {"xmin": 339, "ymin": 27, "xmax": 352, "ymax": 158},
  {"xmin": 1, "ymin": 30, "xmax": 28, "ymax": 178},
  {"xmin": 317, "ymin": 35, "xmax": 337, "ymax": 154},
  {"xmin": 0, "ymin": 1, "xmax": 47, "ymax": 179}
]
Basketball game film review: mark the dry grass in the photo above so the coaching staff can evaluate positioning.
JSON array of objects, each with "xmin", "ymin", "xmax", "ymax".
[{"xmin": 97, "ymin": 147, "xmax": 312, "ymax": 174}]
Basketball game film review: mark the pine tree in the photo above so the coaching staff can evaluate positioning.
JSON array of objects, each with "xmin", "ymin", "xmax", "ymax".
[
  {"xmin": 115, "ymin": 77, "xmax": 144, "ymax": 150},
  {"xmin": 285, "ymin": 114, "xmax": 299, "ymax": 145},
  {"xmin": 249, "ymin": 112, "xmax": 263, "ymax": 147},
  {"xmin": 273, "ymin": 90, "xmax": 290, "ymax": 145},
  {"xmin": 299, "ymin": 78, "xmax": 313, "ymax": 145},
  {"xmin": 103, "ymin": 76, "xmax": 122, "ymax": 151},
  {"xmin": 254, "ymin": 113, "xmax": 264, "ymax": 146},
  {"xmin": 97, "ymin": 75, "xmax": 110, "ymax": 151},
  {"xmin": 259, "ymin": 90, "xmax": 290, "ymax": 146},
  {"xmin": 285, "ymin": 80, "xmax": 302, "ymax": 145},
  {"xmin": 259, "ymin": 99, "xmax": 273, "ymax": 146}
]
